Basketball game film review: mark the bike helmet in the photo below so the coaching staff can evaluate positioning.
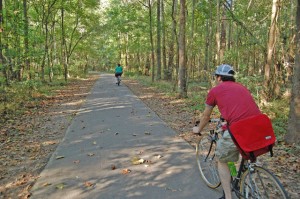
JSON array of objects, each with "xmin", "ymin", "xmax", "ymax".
[{"xmin": 214, "ymin": 64, "xmax": 235, "ymax": 76}]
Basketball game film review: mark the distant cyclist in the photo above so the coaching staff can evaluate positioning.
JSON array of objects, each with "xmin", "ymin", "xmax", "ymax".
[{"xmin": 115, "ymin": 63, "xmax": 123, "ymax": 84}]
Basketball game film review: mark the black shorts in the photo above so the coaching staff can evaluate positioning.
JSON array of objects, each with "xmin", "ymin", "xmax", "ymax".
[{"xmin": 115, "ymin": 72, "xmax": 123, "ymax": 77}]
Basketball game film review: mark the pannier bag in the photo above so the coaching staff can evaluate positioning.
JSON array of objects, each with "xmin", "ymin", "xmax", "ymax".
[{"xmin": 228, "ymin": 114, "xmax": 276, "ymax": 162}]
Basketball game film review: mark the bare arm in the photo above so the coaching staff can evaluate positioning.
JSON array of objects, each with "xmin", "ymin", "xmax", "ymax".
[{"xmin": 195, "ymin": 105, "xmax": 213, "ymax": 134}]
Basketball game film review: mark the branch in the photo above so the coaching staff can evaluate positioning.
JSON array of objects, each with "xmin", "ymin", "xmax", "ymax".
[
  {"xmin": 138, "ymin": 0, "xmax": 148, "ymax": 8},
  {"xmin": 222, "ymin": 1, "xmax": 266, "ymax": 50}
]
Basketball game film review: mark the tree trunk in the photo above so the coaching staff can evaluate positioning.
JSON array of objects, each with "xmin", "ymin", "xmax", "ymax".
[
  {"xmin": 167, "ymin": 0, "xmax": 178, "ymax": 81},
  {"xmin": 148, "ymin": 0, "xmax": 155, "ymax": 82},
  {"xmin": 220, "ymin": 4, "xmax": 227, "ymax": 63},
  {"xmin": 216, "ymin": 0, "xmax": 221, "ymax": 65},
  {"xmin": 161, "ymin": 0, "xmax": 167, "ymax": 80},
  {"xmin": 178, "ymin": 0, "xmax": 187, "ymax": 98},
  {"xmin": 263, "ymin": 0, "xmax": 280, "ymax": 100},
  {"xmin": 156, "ymin": 0, "xmax": 161, "ymax": 80},
  {"xmin": 23, "ymin": 0, "xmax": 30, "ymax": 79},
  {"xmin": 61, "ymin": 7, "xmax": 68, "ymax": 82},
  {"xmin": 189, "ymin": 0, "xmax": 196, "ymax": 79},
  {"xmin": 41, "ymin": 17, "xmax": 48, "ymax": 82},
  {"xmin": 286, "ymin": 0, "xmax": 300, "ymax": 144},
  {"xmin": 0, "ymin": 0, "xmax": 8, "ymax": 85}
]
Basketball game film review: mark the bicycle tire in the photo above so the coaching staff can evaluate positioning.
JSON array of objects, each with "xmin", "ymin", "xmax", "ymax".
[
  {"xmin": 240, "ymin": 165, "xmax": 289, "ymax": 199},
  {"xmin": 196, "ymin": 136, "xmax": 221, "ymax": 188},
  {"xmin": 117, "ymin": 77, "xmax": 120, "ymax": 86}
]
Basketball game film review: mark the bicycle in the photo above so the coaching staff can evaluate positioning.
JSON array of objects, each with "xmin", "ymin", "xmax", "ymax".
[{"xmin": 195, "ymin": 118, "xmax": 289, "ymax": 199}]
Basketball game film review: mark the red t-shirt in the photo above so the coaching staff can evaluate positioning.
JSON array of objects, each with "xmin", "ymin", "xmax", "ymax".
[{"xmin": 206, "ymin": 81, "xmax": 261, "ymax": 124}]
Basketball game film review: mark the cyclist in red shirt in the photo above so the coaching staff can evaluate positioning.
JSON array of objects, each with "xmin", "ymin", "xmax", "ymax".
[{"xmin": 193, "ymin": 64, "xmax": 261, "ymax": 199}]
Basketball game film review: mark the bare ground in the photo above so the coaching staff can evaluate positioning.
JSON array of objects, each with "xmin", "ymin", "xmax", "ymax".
[{"xmin": 0, "ymin": 74, "xmax": 299, "ymax": 199}]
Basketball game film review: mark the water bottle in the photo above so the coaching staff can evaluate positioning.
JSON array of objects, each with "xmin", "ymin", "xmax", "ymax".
[{"xmin": 228, "ymin": 162, "xmax": 237, "ymax": 177}]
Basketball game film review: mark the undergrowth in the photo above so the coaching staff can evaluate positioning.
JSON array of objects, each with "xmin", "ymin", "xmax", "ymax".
[
  {"xmin": 0, "ymin": 78, "xmax": 68, "ymax": 121},
  {"xmin": 125, "ymin": 72, "xmax": 289, "ymax": 139}
]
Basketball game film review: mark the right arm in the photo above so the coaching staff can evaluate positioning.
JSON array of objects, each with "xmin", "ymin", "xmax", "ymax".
[{"xmin": 194, "ymin": 105, "xmax": 213, "ymax": 134}]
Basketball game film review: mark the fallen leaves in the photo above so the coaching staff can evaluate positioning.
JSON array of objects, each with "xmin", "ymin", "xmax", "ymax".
[
  {"xmin": 42, "ymin": 141, "xmax": 58, "ymax": 146},
  {"xmin": 55, "ymin": 156, "xmax": 65, "ymax": 160},
  {"xmin": 55, "ymin": 183, "xmax": 65, "ymax": 190},
  {"xmin": 131, "ymin": 157, "xmax": 145, "ymax": 165},
  {"xmin": 73, "ymin": 160, "xmax": 80, "ymax": 164},
  {"xmin": 111, "ymin": 165, "xmax": 117, "ymax": 170},
  {"xmin": 0, "ymin": 75, "xmax": 99, "ymax": 197},
  {"xmin": 84, "ymin": 181, "xmax": 94, "ymax": 187},
  {"xmin": 42, "ymin": 182, "xmax": 51, "ymax": 187},
  {"xmin": 121, "ymin": 169, "xmax": 131, "ymax": 174}
]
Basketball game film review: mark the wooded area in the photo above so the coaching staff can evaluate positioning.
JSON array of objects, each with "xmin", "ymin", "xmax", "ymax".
[{"xmin": 0, "ymin": 0, "xmax": 299, "ymax": 144}]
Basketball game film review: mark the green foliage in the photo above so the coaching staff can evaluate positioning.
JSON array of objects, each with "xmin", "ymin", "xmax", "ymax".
[
  {"xmin": 23, "ymin": 80, "xmax": 43, "ymax": 92},
  {"xmin": 237, "ymin": 74, "xmax": 264, "ymax": 102},
  {"xmin": 260, "ymin": 99, "xmax": 289, "ymax": 139},
  {"xmin": 0, "ymin": 79, "xmax": 67, "ymax": 118},
  {"xmin": 128, "ymin": 73, "xmax": 289, "ymax": 139},
  {"xmin": 127, "ymin": 74, "xmax": 174, "ymax": 95},
  {"xmin": 124, "ymin": 71, "xmax": 140, "ymax": 77}
]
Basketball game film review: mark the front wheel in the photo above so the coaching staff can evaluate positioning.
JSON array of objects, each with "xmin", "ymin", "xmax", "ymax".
[
  {"xmin": 196, "ymin": 136, "xmax": 221, "ymax": 188},
  {"xmin": 240, "ymin": 165, "xmax": 289, "ymax": 199}
]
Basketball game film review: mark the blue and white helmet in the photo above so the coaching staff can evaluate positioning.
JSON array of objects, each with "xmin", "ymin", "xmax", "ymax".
[{"xmin": 214, "ymin": 64, "xmax": 235, "ymax": 77}]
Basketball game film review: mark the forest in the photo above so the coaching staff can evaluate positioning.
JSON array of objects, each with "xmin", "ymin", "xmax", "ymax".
[{"xmin": 0, "ymin": 0, "xmax": 299, "ymax": 145}]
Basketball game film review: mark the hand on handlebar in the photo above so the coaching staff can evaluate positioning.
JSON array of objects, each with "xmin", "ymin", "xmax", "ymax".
[{"xmin": 193, "ymin": 126, "xmax": 201, "ymax": 135}]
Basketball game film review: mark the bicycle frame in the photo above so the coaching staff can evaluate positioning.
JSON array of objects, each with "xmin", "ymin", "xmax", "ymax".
[{"xmin": 204, "ymin": 130, "xmax": 218, "ymax": 162}]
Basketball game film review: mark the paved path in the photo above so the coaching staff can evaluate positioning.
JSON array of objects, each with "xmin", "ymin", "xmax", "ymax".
[{"xmin": 31, "ymin": 73, "xmax": 221, "ymax": 199}]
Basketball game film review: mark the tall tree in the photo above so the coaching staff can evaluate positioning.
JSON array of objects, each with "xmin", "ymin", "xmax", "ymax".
[
  {"xmin": 61, "ymin": 3, "xmax": 68, "ymax": 82},
  {"xmin": 23, "ymin": 0, "xmax": 30, "ymax": 79},
  {"xmin": 166, "ymin": 0, "xmax": 178, "ymax": 81},
  {"xmin": 286, "ymin": 0, "xmax": 300, "ymax": 144},
  {"xmin": 148, "ymin": 0, "xmax": 155, "ymax": 82},
  {"xmin": 263, "ymin": 0, "xmax": 280, "ymax": 100},
  {"xmin": 156, "ymin": 0, "xmax": 162, "ymax": 80},
  {"xmin": 178, "ymin": 0, "xmax": 187, "ymax": 98},
  {"xmin": 0, "ymin": 0, "xmax": 4, "ymax": 83},
  {"xmin": 161, "ymin": 0, "xmax": 167, "ymax": 80}
]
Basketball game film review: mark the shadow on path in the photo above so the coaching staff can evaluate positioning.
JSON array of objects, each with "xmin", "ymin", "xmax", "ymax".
[{"xmin": 30, "ymin": 73, "xmax": 221, "ymax": 199}]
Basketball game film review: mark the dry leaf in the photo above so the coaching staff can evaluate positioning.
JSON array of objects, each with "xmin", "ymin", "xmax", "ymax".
[
  {"xmin": 73, "ymin": 160, "xmax": 80, "ymax": 164},
  {"xmin": 131, "ymin": 157, "xmax": 145, "ymax": 165},
  {"xmin": 111, "ymin": 165, "xmax": 116, "ymax": 170},
  {"xmin": 87, "ymin": 153, "xmax": 95, "ymax": 156},
  {"xmin": 55, "ymin": 156, "xmax": 65, "ymax": 160},
  {"xmin": 56, "ymin": 183, "xmax": 65, "ymax": 189},
  {"xmin": 42, "ymin": 141, "xmax": 57, "ymax": 146},
  {"xmin": 84, "ymin": 181, "xmax": 94, "ymax": 187},
  {"xmin": 122, "ymin": 169, "xmax": 131, "ymax": 174},
  {"xmin": 42, "ymin": 182, "xmax": 51, "ymax": 187}
]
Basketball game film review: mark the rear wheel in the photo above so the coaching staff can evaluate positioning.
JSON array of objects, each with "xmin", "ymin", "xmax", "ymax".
[
  {"xmin": 117, "ymin": 76, "xmax": 120, "ymax": 86},
  {"xmin": 196, "ymin": 136, "xmax": 221, "ymax": 188},
  {"xmin": 240, "ymin": 165, "xmax": 289, "ymax": 199}
]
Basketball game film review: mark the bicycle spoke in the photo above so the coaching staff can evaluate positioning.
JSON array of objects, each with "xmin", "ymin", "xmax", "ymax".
[{"xmin": 240, "ymin": 166, "xmax": 289, "ymax": 199}]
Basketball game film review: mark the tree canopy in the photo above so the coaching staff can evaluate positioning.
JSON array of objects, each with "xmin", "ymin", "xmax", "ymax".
[{"xmin": 0, "ymin": 0, "xmax": 299, "ymax": 144}]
